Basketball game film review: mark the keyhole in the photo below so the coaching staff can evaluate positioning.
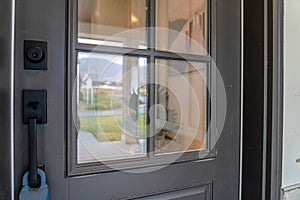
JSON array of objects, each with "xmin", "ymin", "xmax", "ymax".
[
  {"xmin": 28, "ymin": 102, "xmax": 39, "ymax": 110},
  {"xmin": 32, "ymin": 52, "xmax": 38, "ymax": 59}
]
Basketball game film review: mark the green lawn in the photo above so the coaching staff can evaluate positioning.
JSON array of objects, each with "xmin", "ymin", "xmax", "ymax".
[
  {"xmin": 78, "ymin": 91, "xmax": 122, "ymax": 111},
  {"xmin": 79, "ymin": 114, "xmax": 146, "ymax": 142}
]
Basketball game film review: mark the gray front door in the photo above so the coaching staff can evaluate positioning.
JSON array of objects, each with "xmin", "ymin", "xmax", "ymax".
[{"xmin": 14, "ymin": 0, "xmax": 241, "ymax": 199}]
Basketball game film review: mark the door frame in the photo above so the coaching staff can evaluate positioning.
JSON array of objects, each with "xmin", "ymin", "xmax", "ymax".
[
  {"xmin": 269, "ymin": 0, "xmax": 284, "ymax": 199},
  {"xmin": 242, "ymin": 0, "xmax": 266, "ymax": 197},
  {"xmin": 242, "ymin": 0, "xmax": 284, "ymax": 199}
]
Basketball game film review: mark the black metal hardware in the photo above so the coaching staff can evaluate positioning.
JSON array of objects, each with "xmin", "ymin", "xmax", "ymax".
[
  {"xmin": 23, "ymin": 90, "xmax": 47, "ymax": 124},
  {"xmin": 23, "ymin": 90, "xmax": 47, "ymax": 188},
  {"xmin": 24, "ymin": 40, "xmax": 47, "ymax": 70},
  {"xmin": 28, "ymin": 118, "xmax": 40, "ymax": 188}
]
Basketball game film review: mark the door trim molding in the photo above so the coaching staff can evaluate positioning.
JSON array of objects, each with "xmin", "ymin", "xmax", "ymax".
[
  {"xmin": 243, "ymin": 0, "xmax": 283, "ymax": 199},
  {"xmin": 270, "ymin": 0, "xmax": 284, "ymax": 199}
]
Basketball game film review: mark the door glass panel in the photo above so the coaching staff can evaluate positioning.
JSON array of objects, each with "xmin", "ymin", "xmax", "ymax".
[
  {"xmin": 156, "ymin": 0, "xmax": 208, "ymax": 55},
  {"xmin": 76, "ymin": 52, "xmax": 147, "ymax": 163},
  {"xmin": 78, "ymin": 0, "xmax": 148, "ymax": 48},
  {"xmin": 155, "ymin": 59, "xmax": 207, "ymax": 154}
]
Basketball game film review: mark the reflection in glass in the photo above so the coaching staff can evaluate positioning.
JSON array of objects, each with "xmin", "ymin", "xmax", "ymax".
[
  {"xmin": 155, "ymin": 59, "xmax": 207, "ymax": 153},
  {"xmin": 78, "ymin": 0, "xmax": 147, "ymax": 48},
  {"xmin": 76, "ymin": 52, "xmax": 147, "ymax": 163},
  {"xmin": 156, "ymin": 0, "xmax": 207, "ymax": 54}
]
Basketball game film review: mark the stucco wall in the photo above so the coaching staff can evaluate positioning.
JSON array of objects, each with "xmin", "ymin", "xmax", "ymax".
[{"xmin": 282, "ymin": 0, "xmax": 300, "ymax": 189}]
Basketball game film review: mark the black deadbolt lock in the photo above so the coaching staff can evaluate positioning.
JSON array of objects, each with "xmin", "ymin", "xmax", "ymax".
[
  {"xmin": 26, "ymin": 47, "xmax": 44, "ymax": 62},
  {"xmin": 24, "ymin": 40, "xmax": 47, "ymax": 70}
]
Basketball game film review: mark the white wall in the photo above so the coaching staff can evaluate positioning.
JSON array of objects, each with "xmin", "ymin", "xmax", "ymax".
[{"xmin": 282, "ymin": 0, "xmax": 300, "ymax": 189}]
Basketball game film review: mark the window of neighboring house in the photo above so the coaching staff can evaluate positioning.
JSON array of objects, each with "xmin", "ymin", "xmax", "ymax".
[{"xmin": 69, "ymin": 0, "xmax": 210, "ymax": 174}]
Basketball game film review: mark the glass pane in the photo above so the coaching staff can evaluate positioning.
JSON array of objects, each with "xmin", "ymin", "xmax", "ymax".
[
  {"xmin": 156, "ymin": 0, "xmax": 208, "ymax": 55},
  {"xmin": 78, "ymin": 0, "xmax": 147, "ymax": 48},
  {"xmin": 76, "ymin": 52, "xmax": 147, "ymax": 163},
  {"xmin": 155, "ymin": 59, "xmax": 207, "ymax": 154}
]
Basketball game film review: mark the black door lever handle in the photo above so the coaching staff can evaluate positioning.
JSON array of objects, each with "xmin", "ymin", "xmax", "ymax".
[
  {"xmin": 23, "ymin": 90, "xmax": 47, "ymax": 188},
  {"xmin": 28, "ymin": 118, "xmax": 40, "ymax": 188}
]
